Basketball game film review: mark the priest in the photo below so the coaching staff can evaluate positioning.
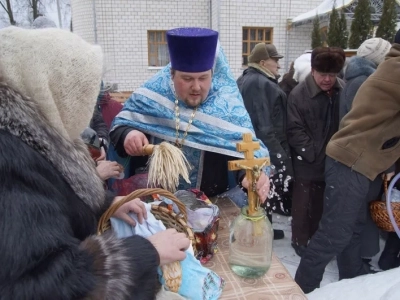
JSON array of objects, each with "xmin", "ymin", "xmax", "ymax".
[{"xmin": 110, "ymin": 27, "xmax": 271, "ymax": 211}]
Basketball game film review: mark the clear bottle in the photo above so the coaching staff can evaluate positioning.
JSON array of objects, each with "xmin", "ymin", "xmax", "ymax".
[{"xmin": 229, "ymin": 206, "xmax": 273, "ymax": 278}]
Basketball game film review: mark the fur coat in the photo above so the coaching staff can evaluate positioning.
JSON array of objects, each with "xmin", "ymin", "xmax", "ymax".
[{"xmin": 0, "ymin": 82, "xmax": 161, "ymax": 299}]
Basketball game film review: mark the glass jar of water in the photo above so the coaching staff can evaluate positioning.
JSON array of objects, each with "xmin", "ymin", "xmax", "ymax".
[{"xmin": 229, "ymin": 205, "xmax": 273, "ymax": 278}]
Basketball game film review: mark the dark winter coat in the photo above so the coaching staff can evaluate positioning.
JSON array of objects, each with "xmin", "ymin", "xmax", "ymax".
[
  {"xmin": 279, "ymin": 67, "xmax": 298, "ymax": 98},
  {"xmin": 237, "ymin": 67, "xmax": 293, "ymax": 181},
  {"xmin": 287, "ymin": 73, "xmax": 344, "ymax": 181},
  {"xmin": 339, "ymin": 56, "xmax": 377, "ymax": 120},
  {"xmin": 0, "ymin": 82, "xmax": 160, "ymax": 299},
  {"xmin": 90, "ymin": 107, "xmax": 109, "ymax": 143}
]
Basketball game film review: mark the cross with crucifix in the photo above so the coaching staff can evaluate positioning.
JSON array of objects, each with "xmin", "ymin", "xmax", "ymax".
[{"xmin": 228, "ymin": 133, "xmax": 270, "ymax": 216}]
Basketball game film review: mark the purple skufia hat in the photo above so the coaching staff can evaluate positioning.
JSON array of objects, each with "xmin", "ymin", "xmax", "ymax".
[{"xmin": 167, "ymin": 27, "xmax": 218, "ymax": 72}]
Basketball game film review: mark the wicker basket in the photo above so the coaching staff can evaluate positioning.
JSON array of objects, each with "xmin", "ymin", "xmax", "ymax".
[
  {"xmin": 98, "ymin": 188, "xmax": 195, "ymax": 293},
  {"xmin": 370, "ymin": 179, "xmax": 400, "ymax": 232}
]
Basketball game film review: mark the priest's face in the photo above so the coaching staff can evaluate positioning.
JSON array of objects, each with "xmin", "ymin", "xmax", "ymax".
[{"xmin": 172, "ymin": 70, "xmax": 212, "ymax": 107}]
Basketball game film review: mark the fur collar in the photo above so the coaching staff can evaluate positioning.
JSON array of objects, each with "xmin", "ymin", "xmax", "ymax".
[
  {"xmin": 0, "ymin": 81, "xmax": 105, "ymax": 212},
  {"xmin": 344, "ymin": 56, "xmax": 377, "ymax": 81}
]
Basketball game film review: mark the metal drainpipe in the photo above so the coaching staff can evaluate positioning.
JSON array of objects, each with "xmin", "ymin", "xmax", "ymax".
[
  {"xmin": 209, "ymin": 0, "xmax": 212, "ymax": 28},
  {"xmin": 92, "ymin": 0, "xmax": 98, "ymax": 44},
  {"xmin": 217, "ymin": 0, "xmax": 221, "ymax": 32},
  {"xmin": 284, "ymin": 0, "xmax": 292, "ymax": 72},
  {"xmin": 285, "ymin": 19, "xmax": 291, "ymax": 71}
]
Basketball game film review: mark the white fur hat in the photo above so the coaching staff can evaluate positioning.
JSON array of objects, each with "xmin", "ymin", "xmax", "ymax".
[
  {"xmin": 293, "ymin": 53, "xmax": 312, "ymax": 83},
  {"xmin": 357, "ymin": 38, "xmax": 392, "ymax": 66}
]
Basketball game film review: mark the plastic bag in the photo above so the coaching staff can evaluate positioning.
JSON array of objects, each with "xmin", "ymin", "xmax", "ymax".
[
  {"xmin": 110, "ymin": 201, "xmax": 225, "ymax": 300},
  {"xmin": 175, "ymin": 190, "xmax": 220, "ymax": 263}
]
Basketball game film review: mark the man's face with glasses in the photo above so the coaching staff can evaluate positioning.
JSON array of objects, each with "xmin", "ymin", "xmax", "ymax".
[{"xmin": 311, "ymin": 69, "xmax": 337, "ymax": 91}]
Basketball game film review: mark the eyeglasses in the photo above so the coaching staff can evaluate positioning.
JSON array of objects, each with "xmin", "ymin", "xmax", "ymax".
[{"xmin": 316, "ymin": 71, "xmax": 338, "ymax": 78}]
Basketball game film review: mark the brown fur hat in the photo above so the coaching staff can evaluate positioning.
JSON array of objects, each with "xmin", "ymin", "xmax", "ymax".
[{"xmin": 311, "ymin": 47, "xmax": 345, "ymax": 73}]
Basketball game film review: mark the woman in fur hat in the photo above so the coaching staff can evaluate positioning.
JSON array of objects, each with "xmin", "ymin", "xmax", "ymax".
[{"xmin": 0, "ymin": 27, "xmax": 189, "ymax": 299}]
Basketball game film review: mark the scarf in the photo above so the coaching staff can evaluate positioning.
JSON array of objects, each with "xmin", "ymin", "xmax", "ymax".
[
  {"xmin": 248, "ymin": 62, "xmax": 277, "ymax": 80},
  {"xmin": 0, "ymin": 26, "xmax": 103, "ymax": 140}
]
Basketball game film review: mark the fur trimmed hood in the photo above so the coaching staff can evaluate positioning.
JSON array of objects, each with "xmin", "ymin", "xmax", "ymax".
[
  {"xmin": 344, "ymin": 56, "xmax": 377, "ymax": 82},
  {"xmin": 0, "ymin": 81, "xmax": 105, "ymax": 211}
]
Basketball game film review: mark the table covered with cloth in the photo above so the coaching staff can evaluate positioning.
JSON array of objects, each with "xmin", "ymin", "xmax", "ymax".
[{"xmin": 205, "ymin": 197, "xmax": 307, "ymax": 300}]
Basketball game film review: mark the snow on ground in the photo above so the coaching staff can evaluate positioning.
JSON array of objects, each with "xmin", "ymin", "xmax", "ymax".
[
  {"xmin": 308, "ymin": 267, "xmax": 400, "ymax": 300},
  {"xmin": 271, "ymin": 213, "xmax": 339, "ymax": 287},
  {"xmin": 271, "ymin": 213, "xmax": 400, "ymax": 299}
]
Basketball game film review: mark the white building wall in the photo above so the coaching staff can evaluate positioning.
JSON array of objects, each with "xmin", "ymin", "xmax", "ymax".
[
  {"xmin": 71, "ymin": 0, "xmax": 324, "ymax": 90},
  {"xmin": 211, "ymin": 0, "xmax": 219, "ymax": 32},
  {"xmin": 216, "ymin": 0, "xmax": 324, "ymax": 80},
  {"xmin": 73, "ymin": 0, "xmax": 209, "ymax": 90},
  {"xmin": 70, "ymin": 0, "xmax": 96, "ymax": 44},
  {"xmin": 98, "ymin": 0, "xmax": 210, "ymax": 90}
]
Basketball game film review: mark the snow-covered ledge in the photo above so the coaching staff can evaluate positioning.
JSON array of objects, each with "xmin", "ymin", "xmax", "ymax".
[
  {"xmin": 292, "ymin": 0, "xmax": 353, "ymax": 25},
  {"xmin": 147, "ymin": 67, "xmax": 163, "ymax": 71},
  {"xmin": 307, "ymin": 267, "xmax": 400, "ymax": 300}
]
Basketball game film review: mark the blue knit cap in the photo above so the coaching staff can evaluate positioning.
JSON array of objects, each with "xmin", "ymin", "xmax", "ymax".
[{"xmin": 167, "ymin": 27, "xmax": 218, "ymax": 72}]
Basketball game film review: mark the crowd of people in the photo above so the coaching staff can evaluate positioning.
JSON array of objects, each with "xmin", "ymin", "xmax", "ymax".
[
  {"xmin": 241, "ymin": 36, "xmax": 400, "ymax": 293},
  {"xmin": 1, "ymin": 14, "xmax": 400, "ymax": 298}
]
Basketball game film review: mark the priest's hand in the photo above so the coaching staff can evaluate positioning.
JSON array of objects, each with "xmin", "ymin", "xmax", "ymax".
[
  {"xmin": 147, "ymin": 229, "xmax": 190, "ymax": 266},
  {"xmin": 241, "ymin": 172, "xmax": 270, "ymax": 203},
  {"xmin": 124, "ymin": 130, "xmax": 149, "ymax": 156},
  {"xmin": 112, "ymin": 197, "xmax": 148, "ymax": 227}
]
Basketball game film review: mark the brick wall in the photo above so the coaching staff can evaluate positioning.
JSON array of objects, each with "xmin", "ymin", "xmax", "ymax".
[{"xmin": 71, "ymin": 0, "xmax": 324, "ymax": 90}]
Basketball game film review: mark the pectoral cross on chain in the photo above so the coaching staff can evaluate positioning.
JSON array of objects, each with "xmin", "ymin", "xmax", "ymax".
[{"xmin": 228, "ymin": 133, "xmax": 270, "ymax": 216}]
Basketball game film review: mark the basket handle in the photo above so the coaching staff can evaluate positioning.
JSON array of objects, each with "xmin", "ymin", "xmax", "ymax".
[
  {"xmin": 384, "ymin": 177, "xmax": 388, "ymax": 198},
  {"xmin": 97, "ymin": 188, "xmax": 187, "ymax": 234}
]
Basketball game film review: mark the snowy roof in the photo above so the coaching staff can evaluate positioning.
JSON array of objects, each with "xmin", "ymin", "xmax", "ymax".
[{"xmin": 291, "ymin": 0, "xmax": 354, "ymax": 25}]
